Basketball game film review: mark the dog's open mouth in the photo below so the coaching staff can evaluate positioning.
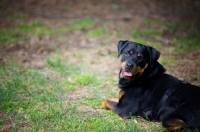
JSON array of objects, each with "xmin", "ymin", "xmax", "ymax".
[
  {"xmin": 122, "ymin": 71, "xmax": 141, "ymax": 80},
  {"xmin": 123, "ymin": 71, "xmax": 133, "ymax": 77},
  {"xmin": 123, "ymin": 71, "xmax": 135, "ymax": 79}
]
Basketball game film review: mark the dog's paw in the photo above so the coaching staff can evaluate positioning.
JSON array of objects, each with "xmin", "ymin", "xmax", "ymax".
[
  {"xmin": 102, "ymin": 100, "xmax": 108, "ymax": 109},
  {"xmin": 101, "ymin": 98, "xmax": 118, "ymax": 110}
]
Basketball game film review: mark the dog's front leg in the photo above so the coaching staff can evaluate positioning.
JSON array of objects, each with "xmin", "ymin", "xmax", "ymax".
[
  {"xmin": 102, "ymin": 98, "xmax": 118, "ymax": 110},
  {"xmin": 102, "ymin": 90, "xmax": 125, "ymax": 110},
  {"xmin": 102, "ymin": 90, "xmax": 132, "ymax": 119}
]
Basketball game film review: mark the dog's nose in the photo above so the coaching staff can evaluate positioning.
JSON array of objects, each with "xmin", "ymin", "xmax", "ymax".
[{"xmin": 126, "ymin": 63, "xmax": 133, "ymax": 68}]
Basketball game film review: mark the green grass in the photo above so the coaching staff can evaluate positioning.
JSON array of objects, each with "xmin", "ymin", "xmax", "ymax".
[
  {"xmin": 0, "ymin": 63, "xmax": 133, "ymax": 131},
  {"xmin": 86, "ymin": 28, "xmax": 105, "ymax": 37},
  {"xmin": 55, "ymin": 19, "xmax": 95, "ymax": 35},
  {"xmin": 166, "ymin": 22, "xmax": 200, "ymax": 52},
  {"xmin": 0, "ymin": 64, "xmax": 73, "ymax": 131},
  {"xmin": 159, "ymin": 56, "xmax": 179, "ymax": 73},
  {"xmin": 56, "ymin": 28, "xmax": 70, "ymax": 34},
  {"xmin": 7, "ymin": 14, "xmax": 26, "ymax": 20},
  {"xmin": 159, "ymin": 56, "xmax": 172, "ymax": 65},
  {"xmin": 69, "ymin": 18, "xmax": 95, "ymax": 30},
  {"xmin": 72, "ymin": 74, "xmax": 99, "ymax": 86},
  {"xmin": 0, "ymin": 21, "xmax": 53, "ymax": 44},
  {"xmin": 15, "ymin": 21, "xmax": 53, "ymax": 36},
  {"xmin": 0, "ymin": 59, "xmax": 164, "ymax": 132},
  {"xmin": 45, "ymin": 58, "xmax": 81, "ymax": 76},
  {"xmin": 79, "ymin": 97, "xmax": 102, "ymax": 108},
  {"xmin": 173, "ymin": 33, "xmax": 200, "ymax": 52},
  {"xmin": 131, "ymin": 20, "xmax": 200, "ymax": 53},
  {"xmin": 166, "ymin": 22, "xmax": 199, "ymax": 33},
  {"xmin": 132, "ymin": 29, "xmax": 161, "ymax": 38},
  {"xmin": 0, "ymin": 29, "xmax": 20, "ymax": 43}
]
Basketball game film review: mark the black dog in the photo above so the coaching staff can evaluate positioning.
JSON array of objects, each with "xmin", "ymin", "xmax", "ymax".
[{"xmin": 102, "ymin": 40, "xmax": 200, "ymax": 131}]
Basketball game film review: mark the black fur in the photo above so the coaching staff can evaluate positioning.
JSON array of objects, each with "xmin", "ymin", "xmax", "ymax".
[{"xmin": 103, "ymin": 40, "xmax": 200, "ymax": 130}]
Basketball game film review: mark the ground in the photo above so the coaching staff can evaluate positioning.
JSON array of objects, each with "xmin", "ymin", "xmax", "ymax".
[{"xmin": 0, "ymin": 0, "xmax": 200, "ymax": 131}]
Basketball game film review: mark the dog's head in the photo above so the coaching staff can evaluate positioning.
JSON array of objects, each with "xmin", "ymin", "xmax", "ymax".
[{"xmin": 117, "ymin": 40, "xmax": 160, "ymax": 80}]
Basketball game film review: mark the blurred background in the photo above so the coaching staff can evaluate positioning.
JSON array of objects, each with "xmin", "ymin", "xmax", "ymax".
[
  {"xmin": 0, "ymin": 0, "xmax": 200, "ymax": 131},
  {"xmin": 1, "ymin": 0, "xmax": 199, "ymax": 82}
]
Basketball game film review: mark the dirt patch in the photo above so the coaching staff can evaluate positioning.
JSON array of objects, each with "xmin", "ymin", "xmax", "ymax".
[{"xmin": 0, "ymin": 110, "xmax": 12, "ymax": 132}]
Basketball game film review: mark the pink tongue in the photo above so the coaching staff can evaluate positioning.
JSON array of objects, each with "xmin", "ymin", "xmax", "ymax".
[{"xmin": 124, "ymin": 72, "xmax": 132, "ymax": 76}]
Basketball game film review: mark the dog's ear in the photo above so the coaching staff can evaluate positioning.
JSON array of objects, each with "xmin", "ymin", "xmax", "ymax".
[
  {"xmin": 117, "ymin": 40, "xmax": 129, "ymax": 58},
  {"xmin": 147, "ymin": 46, "xmax": 160, "ymax": 65}
]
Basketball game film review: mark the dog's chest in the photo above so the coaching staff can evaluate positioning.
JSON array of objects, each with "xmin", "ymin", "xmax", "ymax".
[{"xmin": 122, "ymin": 84, "xmax": 161, "ymax": 117}]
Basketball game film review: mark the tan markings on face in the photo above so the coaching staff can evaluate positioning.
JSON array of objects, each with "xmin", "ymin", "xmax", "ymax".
[
  {"xmin": 120, "ymin": 72, "xmax": 123, "ymax": 78},
  {"xmin": 130, "ymin": 50, "xmax": 133, "ymax": 54},
  {"xmin": 137, "ymin": 53, "xmax": 141, "ymax": 57},
  {"xmin": 121, "ymin": 62, "xmax": 126, "ymax": 69},
  {"xmin": 119, "ymin": 90, "xmax": 125, "ymax": 100},
  {"xmin": 136, "ymin": 63, "xmax": 148, "ymax": 76},
  {"xmin": 120, "ymin": 62, "xmax": 126, "ymax": 78}
]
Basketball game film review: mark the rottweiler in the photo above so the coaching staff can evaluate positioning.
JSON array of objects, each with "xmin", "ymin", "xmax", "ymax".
[{"xmin": 102, "ymin": 40, "xmax": 200, "ymax": 131}]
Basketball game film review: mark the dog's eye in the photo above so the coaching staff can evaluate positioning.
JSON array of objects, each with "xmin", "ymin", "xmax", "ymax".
[
  {"xmin": 125, "ymin": 50, "xmax": 133, "ymax": 57},
  {"xmin": 137, "ymin": 54, "xmax": 143, "ymax": 60},
  {"xmin": 125, "ymin": 52, "xmax": 130, "ymax": 57}
]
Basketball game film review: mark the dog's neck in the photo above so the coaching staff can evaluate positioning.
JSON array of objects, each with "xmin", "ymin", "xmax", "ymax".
[{"xmin": 118, "ymin": 62, "xmax": 166, "ymax": 89}]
